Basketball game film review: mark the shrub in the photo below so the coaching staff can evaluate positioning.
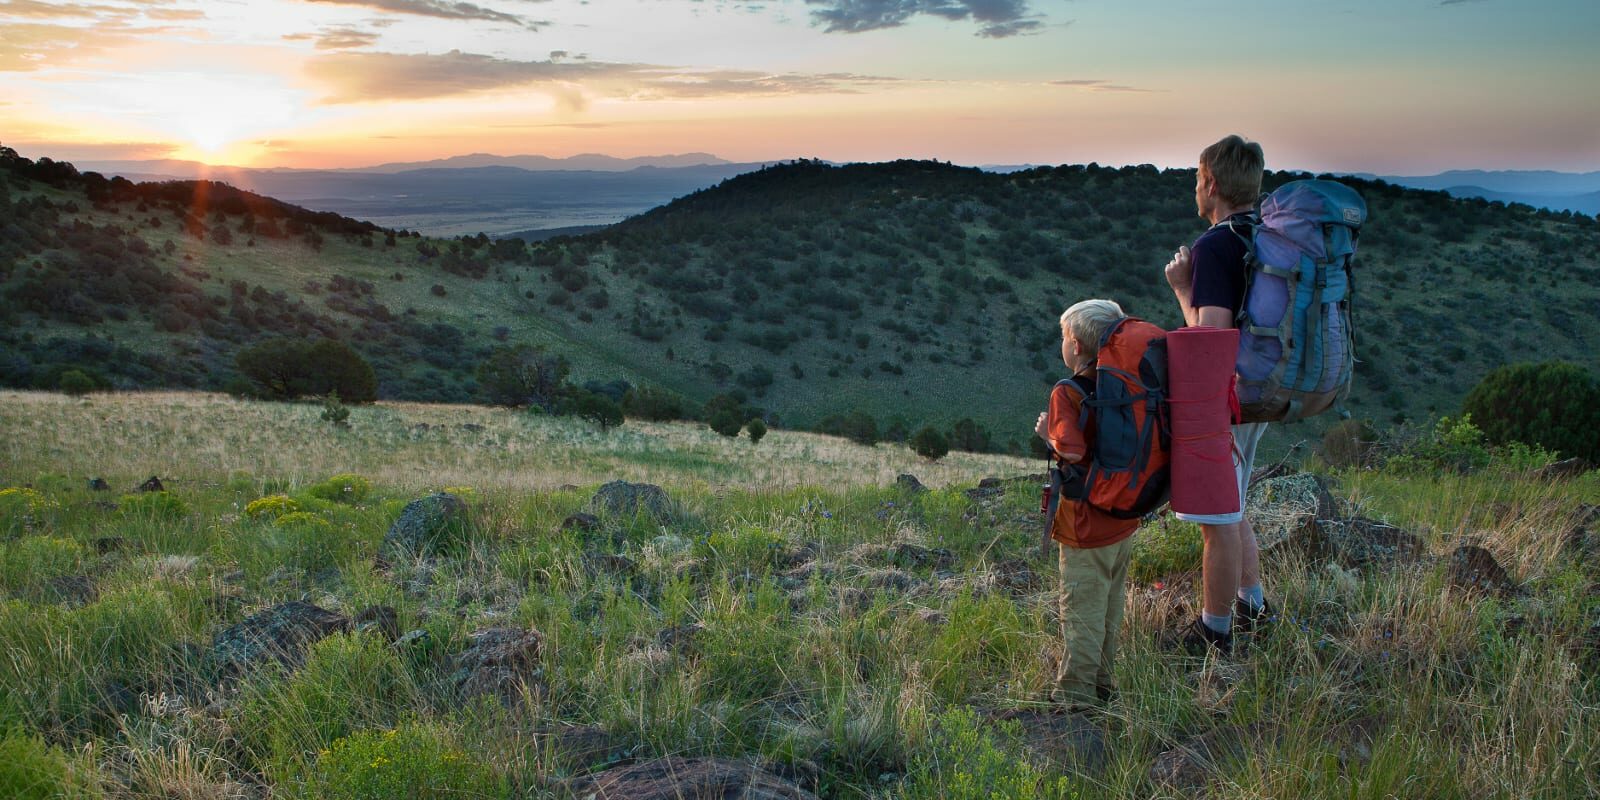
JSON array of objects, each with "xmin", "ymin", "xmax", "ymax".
[
  {"xmin": 0, "ymin": 729, "xmax": 101, "ymax": 800},
  {"xmin": 305, "ymin": 474, "xmax": 371, "ymax": 504},
  {"xmin": 303, "ymin": 722, "xmax": 502, "ymax": 800},
  {"xmin": 1386, "ymin": 415, "xmax": 1493, "ymax": 474},
  {"xmin": 949, "ymin": 418, "xmax": 994, "ymax": 453},
  {"xmin": 818, "ymin": 411, "xmax": 879, "ymax": 446},
  {"xmin": 910, "ymin": 426, "xmax": 950, "ymax": 461},
  {"xmin": 475, "ymin": 344, "xmax": 570, "ymax": 411},
  {"xmin": 0, "ymin": 487, "xmax": 58, "ymax": 535},
  {"xmin": 320, "ymin": 393, "xmax": 350, "ymax": 428},
  {"xmin": 622, "ymin": 385, "xmax": 689, "ymax": 421},
  {"xmin": 57, "ymin": 369, "xmax": 95, "ymax": 396},
  {"xmin": 117, "ymin": 491, "xmax": 189, "ymax": 519},
  {"xmin": 1321, "ymin": 417, "xmax": 1377, "ymax": 469},
  {"xmin": 901, "ymin": 707, "xmax": 1074, "ymax": 800},
  {"xmin": 708, "ymin": 408, "xmax": 743, "ymax": 437},
  {"xmin": 235, "ymin": 338, "xmax": 377, "ymax": 402},
  {"xmin": 1462, "ymin": 360, "xmax": 1600, "ymax": 462},
  {"xmin": 245, "ymin": 494, "xmax": 300, "ymax": 520},
  {"xmin": 566, "ymin": 390, "xmax": 624, "ymax": 430},
  {"xmin": 746, "ymin": 418, "xmax": 768, "ymax": 444}
]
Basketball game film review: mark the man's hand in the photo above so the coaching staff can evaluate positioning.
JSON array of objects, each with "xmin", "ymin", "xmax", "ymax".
[{"xmin": 1164, "ymin": 245, "xmax": 1193, "ymax": 291}]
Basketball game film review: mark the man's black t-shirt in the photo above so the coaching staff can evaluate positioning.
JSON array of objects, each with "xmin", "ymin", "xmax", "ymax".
[{"xmin": 1189, "ymin": 212, "xmax": 1252, "ymax": 316}]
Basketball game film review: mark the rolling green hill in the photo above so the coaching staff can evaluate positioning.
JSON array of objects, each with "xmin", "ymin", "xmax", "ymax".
[{"xmin": 4, "ymin": 147, "xmax": 1598, "ymax": 454}]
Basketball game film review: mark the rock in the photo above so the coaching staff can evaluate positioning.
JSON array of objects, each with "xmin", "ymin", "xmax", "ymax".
[
  {"xmin": 393, "ymin": 629, "xmax": 430, "ymax": 649},
  {"xmin": 1534, "ymin": 458, "xmax": 1591, "ymax": 481},
  {"xmin": 989, "ymin": 709, "xmax": 1108, "ymax": 772},
  {"xmin": 860, "ymin": 568, "xmax": 917, "ymax": 592},
  {"xmin": 87, "ymin": 477, "xmax": 109, "ymax": 491},
  {"xmin": 44, "ymin": 575, "xmax": 98, "ymax": 606},
  {"xmin": 913, "ymin": 607, "xmax": 948, "ymax": 625},
  {"xmin": 1575, "ymin": 504, "xmax": 1600, "ymax": 528},
  {"xmin": 585, "ymin": 553, "xmax": 639, "ymax": 575},
  {"xmin": 1293, "ymin": 517, "xmax": 1422, "ymax": 568},
  {"xmin": 891, "ymin": 543, "xmax": 954, "ymax": 570},
  {"xmin": 93, "ymin": 536, "xmax": 127, "ymax": 554},
  {"xmin": 381, "ymin": 493, "xmax": 470, "ymax": 559},
  {"xmin": 991, "ymin": 558, "xmax": 1044, "ymax": 596},
  {"xmin": 895, "ymin": 474, "xmax": 928, "ymax": 494},
  {"xmin": 461, "ymin": 423, "xmax": 485, "ymax": 433},
  {"xmin": 1560, "ymin": 525, "xmax": 1590, "ymax": 555},
  {"xmin": 212, "ymin": 601, "xmax": 351, "ymax": 673},
  {"xmin": 562, "ymin": 512, "xmax": 601, "ymax": 532},
  {"xmin": 1448, "ymin": 544, "xmax": 1515, "ymax": 595},
  {"xmin": 543, "ymin": 725, "xmax": 634, "ymax": 772},
  {"xmin": 137, "ymin": 476, "xmax": 164, "ymax": 493},
  {"xmin": 1249, "ymin": 473, "xmax": 1342, "ymax": 553},
  {"xmin": 562, "ymin": 756, "xmax": 818, "ymax": 800},
  {"xmin": 453, "ymin": 627, "xmax": 544, "ymax": 705},
  {"xmin": 1187, "ymin": 663, "xmax": 1250, "ymax": 713},
  {"xmin": 586, "ymin": 480, "xmax": 674, "ymax": 523},
  {"xmin": 354, "ymin": 605, "xmax": 400, "ymax": 643},
  {"xmin": 656, "ymin": 622, "xmax": 704, "ymax": 651},
  {"xmin": 964, "ymin": 485, "xmax": 1005, "ymax": 503}
]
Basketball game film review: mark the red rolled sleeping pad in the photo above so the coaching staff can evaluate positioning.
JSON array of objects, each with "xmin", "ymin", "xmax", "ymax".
[{"xmin": 1167, "ymin": 326, "xmax": 1241, "ymax": 516}]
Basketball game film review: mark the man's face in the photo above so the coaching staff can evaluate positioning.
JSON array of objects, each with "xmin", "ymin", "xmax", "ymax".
[{"xmin": 1195, "ymin": 166, "xmax": 1214, "ymax": 219}]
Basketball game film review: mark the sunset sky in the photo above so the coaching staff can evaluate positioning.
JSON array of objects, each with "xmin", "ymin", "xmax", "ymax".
[{"xmin": 2, "ymin": 0, "xmax": 1596, "ymax": 173}]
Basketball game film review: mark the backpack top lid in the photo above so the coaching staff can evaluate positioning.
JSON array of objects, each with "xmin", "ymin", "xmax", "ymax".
[
  {"xmin": 1261, "ymin": 179, "xmax": 1368, "ymax": 230},
  {"xmin": 1094, "ymin": 317, "xmax": 1166, "ymax": 372}
]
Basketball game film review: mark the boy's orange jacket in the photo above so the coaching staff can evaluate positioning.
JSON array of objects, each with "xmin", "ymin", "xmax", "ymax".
[{"xmin": 1046, "ymin": 381, "xmax": 1141, "ymax": 549}]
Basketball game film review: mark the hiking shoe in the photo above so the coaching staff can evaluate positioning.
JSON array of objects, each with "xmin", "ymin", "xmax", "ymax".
[
  {"xmin": 1166, "ymin": 617, "xmax": 1233, "ymax": 657},
  {"xmin": 1233, "ymin": 598, "xmax": 1277, "ymax": 635}
]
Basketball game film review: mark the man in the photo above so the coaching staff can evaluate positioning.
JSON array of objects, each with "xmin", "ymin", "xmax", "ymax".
[{"xmin": 1162, "ymin": 134, "xmax": 1275, "ymax": 654}]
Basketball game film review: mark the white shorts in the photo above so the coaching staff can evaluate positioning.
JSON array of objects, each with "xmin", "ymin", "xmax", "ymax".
[{"xmin": 1173, "ymin": 422, "xmax": 1268, "ymax": 526}]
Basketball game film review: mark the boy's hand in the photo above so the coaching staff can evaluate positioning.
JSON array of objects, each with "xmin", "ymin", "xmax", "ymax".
[
  {"xmin": 1035, "ymin": 411, "xmax": 1049, "ymax": 440},
  {"xmin": 1164, "ymin": 245, "xmax": 1193, "ymax": 291}
]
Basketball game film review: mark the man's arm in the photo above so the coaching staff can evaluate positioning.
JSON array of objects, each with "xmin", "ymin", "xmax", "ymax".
[{"xmin": 1167, "ymin": 245, "xmax": 1237, "ymax": 330}]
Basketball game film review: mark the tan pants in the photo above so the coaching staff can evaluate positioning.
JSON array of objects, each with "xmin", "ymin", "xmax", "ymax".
[{"xmin": 1055, "ymin": 536, "xmax": 1133, "ymax": 705}]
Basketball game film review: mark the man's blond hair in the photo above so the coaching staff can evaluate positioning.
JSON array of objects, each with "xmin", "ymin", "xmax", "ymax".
[
  {"xmin": 1060, "ymin": 299, "xmax": 1126, "ymax": 357},
  {"xmin": 1199, "ymin": 135, "xmax": 1265, "ymax": 208}
]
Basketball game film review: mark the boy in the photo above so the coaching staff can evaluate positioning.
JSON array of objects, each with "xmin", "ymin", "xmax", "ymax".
[{"xmin": 1033, "ymin": 298, "xmax": 1140, "ymax": 709}]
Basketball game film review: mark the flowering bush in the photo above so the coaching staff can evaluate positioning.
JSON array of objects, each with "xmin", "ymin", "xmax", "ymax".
[
  {"xmin": 305, "ymin": 722, "xmax": 501, "ymax": 800},
  {"xmin": 272, "ymin": 512, "xmax": 335, "ymax": 533},
  {"xmin": 0, "ymin": 487, "xmax": 58, "ymax": 535},
  {"xmin": 245, "ymin": 494, "xmax": 300, "ymax": 520},
  {"xmin": 306, "ymin": 474, "xmax": 372, "ymax": 504}
]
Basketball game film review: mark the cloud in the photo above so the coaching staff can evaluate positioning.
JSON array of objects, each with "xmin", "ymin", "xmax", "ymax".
[
  {"xmin": 284, "ymin": 26, "xmax": 384, "ymax": 49},
  {"xmin": 303, "ymin": 0, "xmax": 545, "ymax": 29},
  {"xmin": 1050, "ymin": 78, "xmax": 1158, "ymax": 93},
  {"xmin": 803, "ymin": 0, "xmax": 1043, "ymax": 37},
  {"xmin": 304, "ymin": 49, "xmax": 899, "ymax": 105},
  {"xmin": 0, "ymin": 21, "xmax": 146, "ymax": 70}
]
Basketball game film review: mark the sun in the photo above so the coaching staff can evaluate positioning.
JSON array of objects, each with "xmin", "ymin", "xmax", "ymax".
[{"xmin": 117, "ymin": 70, "xmax": 305, "ymax": 164}]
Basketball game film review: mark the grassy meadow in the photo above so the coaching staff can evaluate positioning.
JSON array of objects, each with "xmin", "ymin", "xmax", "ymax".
[{"xmin": 2, "ymin": 389, "xmax": 1599, "ymax": 799}]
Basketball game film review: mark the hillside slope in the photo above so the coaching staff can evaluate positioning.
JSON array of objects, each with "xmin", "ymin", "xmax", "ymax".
[{"xmin": 3, "ymin": 148, "xmax": 1598, "ymax": 453}]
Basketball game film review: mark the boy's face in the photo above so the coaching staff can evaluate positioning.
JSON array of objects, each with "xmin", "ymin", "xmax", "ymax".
[{"xmin": 1060, "ymin": 327, "xmax": 1081, "ymax": 372}]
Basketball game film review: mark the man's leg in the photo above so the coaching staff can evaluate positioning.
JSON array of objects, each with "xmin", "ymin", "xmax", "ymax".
[
  {"xmin": 1200, "ymin": 520, "xmax": 1242, "ymax": 622},
  {"xmin": 1239, "ymin": 516, "xmax": 1260, "ymax": 592}
]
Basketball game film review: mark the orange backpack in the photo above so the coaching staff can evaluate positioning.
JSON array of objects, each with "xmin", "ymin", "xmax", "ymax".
[{"xmin": 1052, "ymin": 317, "xmax": 1172, "ymax": 520}]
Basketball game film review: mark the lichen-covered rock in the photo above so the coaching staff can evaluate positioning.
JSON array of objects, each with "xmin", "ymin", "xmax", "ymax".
[
  {"xmin": 896, "ymin": 473, "xmax": 928, "ymax": 494},
  {"xmin": 1289, "ymin": 517, "xmax": 1422, "ymax": 568},
  {"xmin": 562, "ymin": 756, "xmax": 818, "ymax": 800},
  {"xmin": 453, "ymin": 626, "xmax": 544, "ymax": 705},
  {"xmin": 1448, "ymin": 544, "xmax": 1515, "ymax": 595},
  {"xmin": 211, "ymin": 601, "xmax": 351, "ymax": 673},
  {"xmin": 561, "ymin": 512, "xmax": 601, "ymax": 532},
  {"xmin": 1249, "ymin": 473, "xmax": 1342, "ymax": 553},
  {"xmin": 381, "ymin": 493, "xmax": 469, "ymax": 559},
  {"xmin": 586, "ymin": 480, "xmax": 674, "ymax": 523}
]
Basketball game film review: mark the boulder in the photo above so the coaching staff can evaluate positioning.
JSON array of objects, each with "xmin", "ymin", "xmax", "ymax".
[
  {"xmin": 890, "ymin": 543, "xmax": 953, "ymax": 570},
  {"xmin": 561, "ymin": 512, "xmax": 601, "ymax": 532},
  {"xmin": 87, "ymin": 477, "xmax": 109, "ymax": 491},
  {"xmin": 1291, "ymin": 517, "xmax": 1422, "ymax": 568},
  {"xmin": 586, "ymin": 481, "xmax": 674, "ymax": 523},
  {"xmin": 990, "ymin": 558, "xmax": 1045, "ymax": 596},
  {"xmin": 381, "ymin": 493, "xmax": 469, "ymax": 559},
  {"xmin": 211, "ymin": 601, "xmax": 351, "ymax": 673},
  {"xmin": 453, "ymin": 626, "xmax": 544, "ymax": 705},
  {"xmin": 1448, "ymin": 544, "xmax": 1515, "ymax": 595},
  {"xmin": 895, "ymin": 473, "xmax": 928, "ymax": 494},
  {"xmin": 562, "ymin": 756, "xmax": 818, "ymax": 800},
  {"xmin": 137, "ymin": 476, "xmax": 164, "ymax": 492},
  {"xmin": 353, "ymin": 605, "xmax": 400, "ymax": 643},
  {"xmin": 1534, "ymin": 458, "xmax": 1591, "ymax": 481},
  {"xmin": 1248, "ymin": 473, "xmax": 1342, "ymax": 553}
]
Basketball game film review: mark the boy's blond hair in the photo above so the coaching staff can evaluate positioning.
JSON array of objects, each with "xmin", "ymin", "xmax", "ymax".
[
  {"xmin": 1060, "ymin": 299, "xmax": 1126, "ymax": 357},
  {"xmin": 1199, "ymin": 135, "xmax": 1265, "ymax": 208}
]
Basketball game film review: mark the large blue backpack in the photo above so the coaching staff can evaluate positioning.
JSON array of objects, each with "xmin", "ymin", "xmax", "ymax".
[{"xmin": 1223, "ymin": 180, "xmax": 1367, "ymax": 423}]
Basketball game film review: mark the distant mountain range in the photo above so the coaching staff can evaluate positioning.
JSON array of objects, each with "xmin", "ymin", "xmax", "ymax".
[
  {"xmin": 1361, "ymin": 170, "xmax": 1600, "ymax": 215},
  {"xmin": 62, "ymin": 151, "xmax": 1600, "ymax": 235}
]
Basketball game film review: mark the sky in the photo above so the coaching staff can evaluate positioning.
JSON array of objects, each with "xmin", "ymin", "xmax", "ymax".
[{"xmin": 1, "ymin": 0, "xmax": 1597, "ymax": 174}]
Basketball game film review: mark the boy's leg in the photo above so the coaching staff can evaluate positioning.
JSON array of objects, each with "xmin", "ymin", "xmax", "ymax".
[
  {"xmin": 1096, "ymin": 536, "xmax": 1134, "ymax": 695},
  {"xmin": 1056, "ymin": 542, "xmax": 1112, "ymax": 706}
]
